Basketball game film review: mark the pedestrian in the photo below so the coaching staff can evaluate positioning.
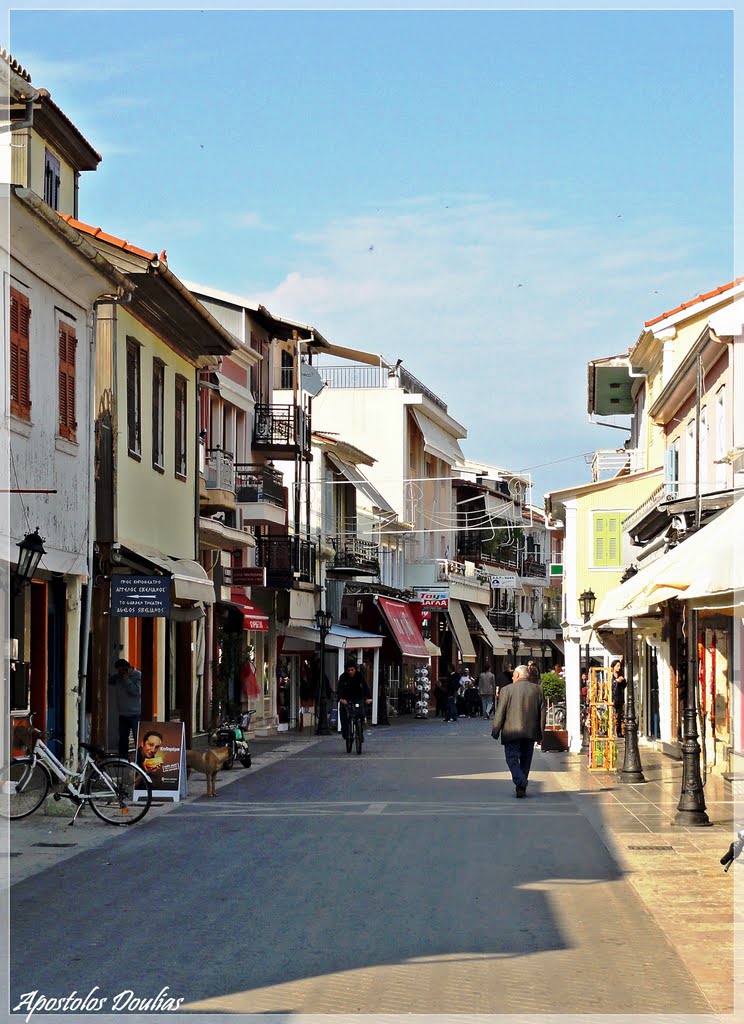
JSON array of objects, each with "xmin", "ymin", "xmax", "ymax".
[
  {"xmin": 337, "ymin": 661, "xmax": 371, "ymax": 739},
  {"xmin": 444, "ymin": 664, "xmax": 461, "ymax": 722},
  {"xmin": 108, "ymin": 658, "xmax": 142, "ymax": 758},
  {"xmin": 478, "ymin": 664, "xmax": 496, "ymax": 717},
  {"xmin": 491, "ymin": 664, "xmax": 546, "ymax": 798},
  {"xmin": 611, "ymin": 659, "xmax": 627, "ymax": 737},
  {"xmin": 434, "ymin": 679, "xmax": 448, "ymax": 717},
  {"xmin": 527, "ymin": 660, "xmax": 541, "ymax": 684}
]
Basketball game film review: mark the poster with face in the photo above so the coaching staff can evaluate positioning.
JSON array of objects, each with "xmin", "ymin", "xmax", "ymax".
[{"xmin": 134, "ymin": 721, "xmax": 186, "ymax": 798}]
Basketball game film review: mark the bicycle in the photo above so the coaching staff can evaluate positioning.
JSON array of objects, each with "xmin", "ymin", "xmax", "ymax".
[
  {"xmin": 0, "ymin": 714, "xmax": 153, "ymax": 826},
  {"xmin": 344, "ymin": 700, "xmax": 366, "ymax": 755}
]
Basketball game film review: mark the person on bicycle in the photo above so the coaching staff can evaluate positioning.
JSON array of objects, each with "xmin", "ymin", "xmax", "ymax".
[{"xmin": 337, "ymin": 662, "xmax": 372, "ymax": 739}]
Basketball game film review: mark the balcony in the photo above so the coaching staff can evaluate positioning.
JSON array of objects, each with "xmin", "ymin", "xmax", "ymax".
[
  {"xmin": 591, "ymin": 447, "xmax": 644, "ymax": 482},
  {"xmin": 235, "ymin": 463, "xmax": 288, "ymax": 528},
  {"xmin": 317, "ymin": 364, "xmax": 448, "ymax": 411},
  {"xmin": 488, "ymin": 609, "xmax": 517, "ymax": 632},
  {"xmin": 253, "ymin": 404, "xmax": 309, "ymax": 456},
  {"xmin": 201, "ymin": 448, "xmax": 236, "ymax": 513},
  {"xmin": 519, "ymin": 555, "xmax": 547, "ymax": 580},
  {"xmin": 327, "ymin": 537, "xmax": 380, "ymax": 577},
  {"xmin": 255, "ymin": 536, "xmax": 317, "ymax": 588}
]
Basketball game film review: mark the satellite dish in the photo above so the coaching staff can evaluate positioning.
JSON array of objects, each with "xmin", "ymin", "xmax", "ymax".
[
  {"xmin": 300, "ymin": 362, "xmax": 325, "ymax": 397},
  {"xmin": 519, "ymin": 611, "xmax": 533, "ymax": 630}
]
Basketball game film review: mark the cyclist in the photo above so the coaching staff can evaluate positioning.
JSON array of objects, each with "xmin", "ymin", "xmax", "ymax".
[{"xmin": 337, "ymin": 661, "xmax": 372, "ymax": 739}]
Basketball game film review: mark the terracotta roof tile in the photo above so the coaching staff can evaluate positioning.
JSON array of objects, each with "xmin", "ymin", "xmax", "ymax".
[
  {"xmin": 57, "ymin": 214, "xmax": 158, "ymax": 262},
  {"xmin": 1, "ymin": 48, "xmax": 32, "ymax": 82},
  {"xmin": 644, "ymin": 276, "xmax": 744, "ymax": 327}
]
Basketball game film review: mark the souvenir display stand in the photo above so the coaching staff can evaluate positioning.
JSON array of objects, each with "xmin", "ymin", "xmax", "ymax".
[{"xmin": 587, "ymin": 666, "xmax": 616, "ymax": 770}]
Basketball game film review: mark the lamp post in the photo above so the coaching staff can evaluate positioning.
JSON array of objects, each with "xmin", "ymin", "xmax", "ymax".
[
  {"xmin": 315, "ymin": 608, "xmax": 333, "ymax": 735},
  {"xmin": 511, "ymin": 633, "xmax": 521, "ymax": 670},
  {"xmin": 579, "ymin": 589, "xmax": 596, "ymax": 682},
  {"xmin": 14, "ymin": 528, "xmax": 45, "ymax": 594},
  {"xmin": 540, "ymin": 640, "xmax": 548, "ymax": 674},
  {"xmin": 674, "ymin": 607, "xmax": 709, "ymax": 824},
  {"xmin": 617, "ymin": 617, "xmax": 646, "ymax": 783}
]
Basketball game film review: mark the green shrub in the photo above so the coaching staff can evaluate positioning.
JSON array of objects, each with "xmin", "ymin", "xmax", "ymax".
[{"xmin": 540, "ymin": 672, "xmax": 565, "ymax": 704}]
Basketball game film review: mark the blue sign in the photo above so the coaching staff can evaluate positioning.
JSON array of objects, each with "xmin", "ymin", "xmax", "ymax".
[{"xmin": 111, "ymin": 575, "xmax": 170, "ymax": 617}]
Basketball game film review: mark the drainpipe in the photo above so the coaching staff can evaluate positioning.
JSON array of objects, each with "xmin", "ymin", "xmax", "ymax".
[
  {"xmin": 0, "ymin": 72, "xmax": 39, "ymax": 134},
  {"xmin": 78, "ymin": 290, "xmax": 130, "ymax": 751}
]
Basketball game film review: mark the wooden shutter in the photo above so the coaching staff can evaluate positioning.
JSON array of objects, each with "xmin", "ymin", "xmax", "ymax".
[
  {"xmin": 126, "ymin": 341, "xmax": 140, "ymax": 455},
  {"xmin": 175, "ymin": 376, "xmax": 186, "ymax": 476},
  {"xmin": 593, "ymin": 514, "xmax": 606, "ymax": 566},
  {"xmin": 58, "ymin": 323, "xmax": 77, "ymax": 440},
  {"xmin": 10, "ymin": 288, "xmax": 31, "ymax": 419},
  {"xmin": 606, "ymin": 515, "xmax": 620, "ymax": 565}
]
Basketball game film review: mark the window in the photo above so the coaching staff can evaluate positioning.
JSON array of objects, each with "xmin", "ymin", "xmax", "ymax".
[
  {"xmin": 10, "ymin": 287, "xmax": 31, "ymax": 420},
  {"xmin": 152, "ymin": 360, "xmax": 165, "ymax": 469},
  {"xmin": 425, "ymin": 458, "xmax": 433, "ymax": 478},
  {"xmin": 126, "ymin": 339, "xmax": 141, "ymax": 458},
  {"xmin": 174, "ymin": 375, "xmax": 187, "ymax": 477},
  {"xmin": 685, "ymin": 419, "xmax": 696, "ymax": 498},
  {"xmin": 593, "ymin": 512, "xmax": 624, "ymax": 567},
  {"xmin": 699, "ymin": 406, "xmax": 708, "ymax": 490},
  {"xmin": 715, "ymin": 386, "xmax": 726, "ymax": 484},
  {"xmin": 664, "ymin": 440, "xmax": 680, "ymax": 498},
  {"xmin": 58, "ymin": 321, "xmax": 77, "ymax": 441},
  {"xmin": 280, "ymin": 349, "xmax": 294, "ymax": 390},
  {"xmin": 44, "ymin": 150, "xmax": 61, "ymax": 210}
]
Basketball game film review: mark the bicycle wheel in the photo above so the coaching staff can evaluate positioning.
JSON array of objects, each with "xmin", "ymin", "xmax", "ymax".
[
  {"xmin": 355, "ymin": 720, "xmax": 363, "ymax": 755},
  {"xmin": 86, "ymin": 759, "xmax": 152, "ymax": 825},
  {"xmin": 0, "ymin": 758, "xmax": 50, "ymax": 819},
  {"xmin": 345, "ymin": 720, "xmax": 353, "ymax": 754}
]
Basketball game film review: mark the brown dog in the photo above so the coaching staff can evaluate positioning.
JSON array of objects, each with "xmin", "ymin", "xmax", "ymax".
[{"xmin": 185, "ymin": 746, "xmax": 231, "ymax": 797}]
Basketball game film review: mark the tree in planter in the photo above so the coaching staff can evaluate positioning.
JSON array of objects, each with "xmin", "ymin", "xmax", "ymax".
[{"xmin": 540, "ymin": 671, "xmax": 566, "ymax": 705}]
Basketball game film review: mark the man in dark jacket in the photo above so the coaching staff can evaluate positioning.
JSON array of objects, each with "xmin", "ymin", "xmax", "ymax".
[
  {"xmin": 491, "ymin": 664, "xmax": 546, "ymax": 798},
  {"xmin": 337, "ymin": 662, "xmax": 371, "ymax": 738}
]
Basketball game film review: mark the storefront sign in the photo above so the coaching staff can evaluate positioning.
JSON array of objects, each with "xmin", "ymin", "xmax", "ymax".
[
  {"xmin": 133, "ymin": 720, "xmax": 187, "ymax": 802},
  {"xmin": 418, "ymin": 591, "xmax": 449, "ymax": 609},
  {"xmin": 111, "ymin": 576, "xmax": 170, "ymax": 617},
  {"xmin": 549, "ymin": 563, "xmax": 563, "ymax": 577},
  {"xmin": 232, "ymin": 566, "xmax": 267, "ymax": 586},
  {"xmin": 489, "ymin": 576, "xmax": 517, "ymax": 590}
]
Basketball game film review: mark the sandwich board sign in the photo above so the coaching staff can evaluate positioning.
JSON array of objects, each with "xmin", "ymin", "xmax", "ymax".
[{"xmin": 133, "ymin": 721, "xmax": 187, "ymax": 802}]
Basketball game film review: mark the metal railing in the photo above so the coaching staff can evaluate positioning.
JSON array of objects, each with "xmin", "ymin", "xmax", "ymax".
[
  {"xmin": 235, "ymin": 463, "xmax": 286, "ymax": 508},
  {"xmin": 590, "ymin": 447, "xmax": 644, "ymax": 482},
  {"xmin": 519, "ymin": 556, "xmax": 547, "ymax": 580},
  {"xmin": 624, "ymin": 482, "xmax": 667, "ymax": 533},
  {"xmin": 317, "ymin": 364, "xmax": 447, "ymax": 411},
  {"xmin": 253, "ymin": 404, "xmax": 309, "ymax": 451},
  {"xmin": 205, "ymin": 448, "xmax": 235, "ymax": 492},
  {"xmin": 488, "ymin": 609, "xmax": 517, "ymax": 632},
  {"xmin": 255, "ymin": 536, "xmax": 317, "ymax": 585},
  {"xmin": 328, "ymin": 537, "xmax": 380, "ymax": 576}
]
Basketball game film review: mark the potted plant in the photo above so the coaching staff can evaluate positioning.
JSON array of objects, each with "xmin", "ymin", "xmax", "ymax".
[{"xmin": 540, "ymin": 671, "xmax": 568, "ymax": 752}]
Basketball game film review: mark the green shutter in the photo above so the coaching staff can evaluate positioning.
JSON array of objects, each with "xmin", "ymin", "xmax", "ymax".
[
  {"xmin": 594, "ymin": 514, "xmax": 606, "ymax": 565},
  {"xmin": 594, "ymin": 512, "xmax": 625, "ymax": 567}
]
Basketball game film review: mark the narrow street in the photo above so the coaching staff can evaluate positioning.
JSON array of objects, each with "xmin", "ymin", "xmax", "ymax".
[{"xmin": 9, "ymin": 718, "xmax": 725, "ymax": 1017}]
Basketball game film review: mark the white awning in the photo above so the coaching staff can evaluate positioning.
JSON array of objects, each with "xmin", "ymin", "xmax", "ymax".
[
  {"xmin": 410, "ymin": 408, "xmax": 465, "ymax": 466},
  {"xmin": 424, "ymin": 638, "xmax": 442, "ymax": 657},
  {"xmin": 466, "ymin": 603, "xmax": 509, "ymax": 653},
  {"xmin": 120, "ymin": 543, "xmax": 215, "ymax": 605},
  {"xmin": 326, "ymin": 453, "xmax": 395, "ymax": 514},
  {"xmin": 282, "ymin": 624, "xmax": 384, "ymax": 652},
  {"xmin": 446, "ymin": 599, "xmax": 477, "ymax": 663}
]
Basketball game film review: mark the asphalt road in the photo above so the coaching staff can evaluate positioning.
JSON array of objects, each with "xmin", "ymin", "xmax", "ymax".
[{"xmin": 9, "ymin": 716, "xmax": 714, "ymax": 1018}]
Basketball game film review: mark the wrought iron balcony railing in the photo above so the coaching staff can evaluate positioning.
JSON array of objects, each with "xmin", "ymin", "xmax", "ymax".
[
  {"xmin": 205, "ymin": 448, "xmax": 235, "ymax": 492},
  {"xmin": 487, "ymin": 609, "xmax": 517, "ymax": 632},
  {"xmin": 253, "ymin": 404, "xmax": 309, "ymax": 452},
  {"xmin": 234, "ymin": 463, "xmax": 286, "ymax": 508},
  {"xmin": 255, "ymin": 536, "xmax": 317, "ymax": 587},
  {"xmin": 328, "ymin": 537, "xmax": 380, "ymax": 576}
]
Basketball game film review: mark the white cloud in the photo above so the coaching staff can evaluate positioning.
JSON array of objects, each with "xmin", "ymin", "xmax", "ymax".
[{"xmin": 241, "ymin": 195, "xmax": 724, "ymax": 490}]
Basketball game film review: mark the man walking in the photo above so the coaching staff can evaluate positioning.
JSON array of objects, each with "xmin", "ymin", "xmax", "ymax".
[
  {"xmin": 444, "ymin": 665, "xmax": 461, "ymax": 723},
  {"xmin": 108, "ymin": 658, "xmax": 142, "ymax": 758},
  {"xmin": 478, "ymin": 663, "xmax": 496, "ymax": 718},
  {"xmin": 491, "ymin": 664, "xmax": 546, "ymax": 798}
]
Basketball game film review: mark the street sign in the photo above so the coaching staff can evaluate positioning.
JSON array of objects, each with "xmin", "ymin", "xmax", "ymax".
[
  {"xmin": 549, "ymin": 563, "xmax": 563, "ymax": 577},
  {"xmin": 490, "ymin": 576, "xmax": 517, "ymax": 590},
  {"xmin": 111, "ymin": 575, "xmax": 170, "ymax": 617},
  {"xmin": 232, "ymin": 566, "xmax": 267, "ymax": 586},
  {"xmin": 418, "ymin": 590, "xmax": 449, "ymax": 609}
]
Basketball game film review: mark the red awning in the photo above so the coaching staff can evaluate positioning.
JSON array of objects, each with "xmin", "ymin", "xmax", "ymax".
[
  {"xmin": 231, "ymin": 591, "xmax": 269, "ymax": 632},
  {"xmin": 376, "ymin": 597, "xmax": 430, "ymax": 659}
]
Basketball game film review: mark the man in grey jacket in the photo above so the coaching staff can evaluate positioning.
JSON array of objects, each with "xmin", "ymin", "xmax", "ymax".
[
  {"xmin": 491, "ymin": 664, "xmax": 546, "ymax": 798},
  {"xmin": 108, "ymin": 659, "xmax": 142, "ymax": 758}
]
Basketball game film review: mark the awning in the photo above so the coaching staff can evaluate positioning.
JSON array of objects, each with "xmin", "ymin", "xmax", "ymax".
[
  {"xmin": 230, "ymin": 591, "xmax": 269, "ymax": 631},
  {"xmin": 326, "ymin": 453, "xmax": 395, "ymax": 514},
  {"xmin": 282, "ymin": 624, "xmax": 384, "ymax": 652},
  {"xmin": 467, "ymin": 603, "xmax": 509, "ymax": 654},
  {"xmin": 424, "ymin": 638, "xmax": 442, "ymax": 657},
  {"xmin": 446, "ymin": 599, "xmax": 477, "ymax": 663},
  {"xmin": 120, "ymin": 542, "xmax": 215, "ymax": 605},
  {"xmin": 591, "ymin": 556, "xmax": 670, "ymax": 627},
  {"xmin": 376, "ymin": 597, "xmax": 430, "ymax": 659},
  {"xmin": 410, "ymin": 408, "xmax": 465, "ymax": 466}
]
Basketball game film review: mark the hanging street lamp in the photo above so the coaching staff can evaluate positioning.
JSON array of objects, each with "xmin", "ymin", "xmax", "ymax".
[
  {"xmin": 14, "ymin": 528, "xmax": 45, "ymax": 593},
  {"xmin": 315, "ymin": 608, "xmax": 333, "ymax": 735},
  {"xmin": 578, "ymin": 588, "xmax": 596, "ymax": 680}
]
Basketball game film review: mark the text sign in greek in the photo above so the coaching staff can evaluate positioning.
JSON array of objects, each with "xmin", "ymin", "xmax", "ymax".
[
  {"xmin": 490, "ymin": 576, "xmax": 517, "ymax": 590},
  {"xmin": 111, "ymin": 575, "xmax": 170, "ymax": 617}
]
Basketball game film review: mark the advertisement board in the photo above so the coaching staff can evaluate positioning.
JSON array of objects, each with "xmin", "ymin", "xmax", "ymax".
[
  {"xmin": 133, "ymin": 721, "xmax": 187, "ymax": 801},
  {"xmin": 417, "ymin": 590, "xmax": 449, "ymax": 609}
]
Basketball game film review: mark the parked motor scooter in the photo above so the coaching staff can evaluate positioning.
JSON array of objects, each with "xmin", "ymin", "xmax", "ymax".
[
  {"xmin": 210, "ymin": 708, "xmax": 255, "ymax": 769},
  {"xmin": 720, "ymin": 829, "xmax": 744, "ymax": 872}
]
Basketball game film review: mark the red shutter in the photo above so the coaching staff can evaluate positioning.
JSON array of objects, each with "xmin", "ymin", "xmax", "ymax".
[
  {"xmin": 10, "ymin": 289, "xmax": 31, "ymax": 419},
  {"xmin": 175, "ymin": 377, "xmax": 184, "ymax": 475},
  {"xmin": 58, "ymin": 324, "xmax": 77, "ymax": 441}
]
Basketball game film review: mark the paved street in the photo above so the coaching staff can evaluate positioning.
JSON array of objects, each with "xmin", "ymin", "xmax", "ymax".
[{"xmin": 7, "ymin": 717, "xmax": 735, "ymax": 1019}]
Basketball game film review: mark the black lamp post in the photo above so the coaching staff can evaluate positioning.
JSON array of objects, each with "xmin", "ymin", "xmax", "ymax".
[
  {"xmin": 315, "ymin": 608, "xmax": 333, "ymax": 735},
  {"xmin": 579, "ymin": 588, "xmax": 596, "ymax": 678},
  {"xmin": 14, "ymin": 528, "xmax": 45, "ymax": 594},
  {"xmin": 617, "ymin": 616, "xmax": 646, "ymax": 784},
  {"xmin": 674, "ymin": 607, "xmax": 709, "ymax": 824},
  {"xmin": 511, "ymin": 633, "xmax": 521, "ymax": 669},
  {"xmin": 539, "ymin": 640, "xmax": 548, "ymax": 673}
]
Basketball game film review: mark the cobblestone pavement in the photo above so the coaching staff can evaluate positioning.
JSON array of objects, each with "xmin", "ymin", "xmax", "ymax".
[{"xmin": 4, "ymin": 718, "xmax": 739, "ymax": 1018}]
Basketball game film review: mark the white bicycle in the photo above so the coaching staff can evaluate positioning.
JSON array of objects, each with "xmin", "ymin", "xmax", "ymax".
[{"xmin": 0, "ymin": 713, "xmax": 152, "ymax": 826}]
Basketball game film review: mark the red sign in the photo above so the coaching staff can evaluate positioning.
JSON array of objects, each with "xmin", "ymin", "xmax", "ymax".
[
  {"xmin": 232, "ymin": 566, "xmax": 267, "ymax": 586},
  {"xmin": 419, "ymin": 590, "xmax": 449, "ymax": 609},
  {"xmin": 230, "ymin": 591, "xmax": 269, "ymax": 632},
  {"xmin": 377, "ymin": 597, "xmax": 429, "ymax": 659}
]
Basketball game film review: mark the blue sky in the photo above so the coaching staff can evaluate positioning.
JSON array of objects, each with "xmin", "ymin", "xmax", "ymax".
[{"xmin": 8, "ymin": 7, "xmax": 735, "ymax": 495}]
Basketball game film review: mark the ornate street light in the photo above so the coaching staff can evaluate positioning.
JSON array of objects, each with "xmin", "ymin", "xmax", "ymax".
[
  {"xmin": 579, "ymin": 588, "xmax": 596, "ymax": 679},
  {"xmin": 617, "ymin": 616, "xmax": 646, "ymax": 784},
  {"xmin": 315, "ymin": 608, "xmax": 333, "ymax": 736},
  {"xmin": 511, "ymin": 633, "xmax": 521, "ymax": 666},
  {"xmin": 674, "ymin": 606, "xmax": 709, "ymax": 824},
  {"xmin": 14, "ymin": 529, "xmax": 45, "ymax": 593}
]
